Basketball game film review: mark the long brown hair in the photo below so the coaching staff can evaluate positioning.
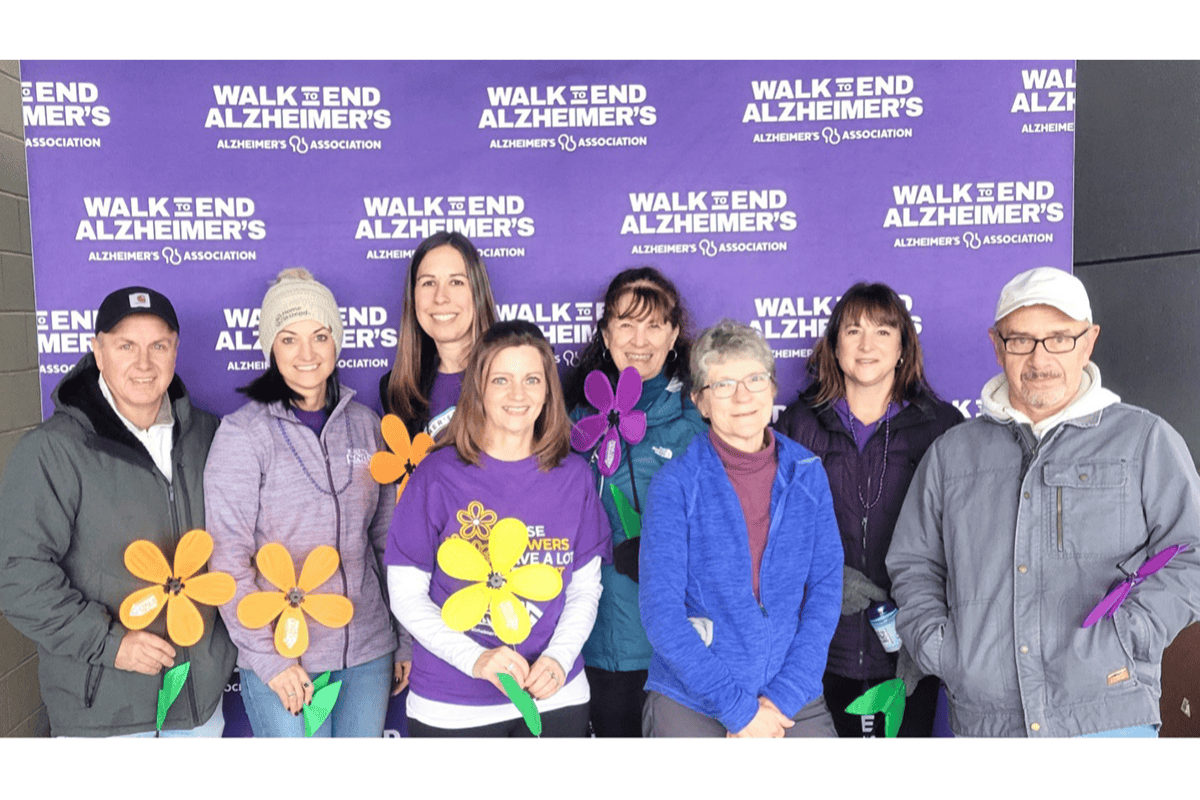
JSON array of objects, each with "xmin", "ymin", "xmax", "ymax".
[
  {"xmin": 805, "ymin": 282, "xmax": 935, "ymax": 407},
  {"xmin": 385, "ymin": 232, "xmax": 498, "ymax": 433},
  {"xmin": 438, "ymin": 320, "xmax": 571, "ymax": 472},
  {"xmin": 563, "ymin": 266, "xmax": 692, "ymax": 410}
]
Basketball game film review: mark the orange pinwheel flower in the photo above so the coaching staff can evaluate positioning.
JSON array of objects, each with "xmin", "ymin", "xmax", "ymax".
[
  {"xmin": 236, "ymin": 543, "xmax": 355, "ymax": 659},
  {"xmin": 370, "ymin": 414, "xmax": 434, "ymax": 505},
  {"xmin": 119, "ymin": 529, "xmax": 236, "ymax": 648}
]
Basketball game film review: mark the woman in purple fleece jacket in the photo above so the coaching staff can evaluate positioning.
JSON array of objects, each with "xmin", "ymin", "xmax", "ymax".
[{"xmin": 206, "ymin": 269, "xmax": 409, "ymax": 737}]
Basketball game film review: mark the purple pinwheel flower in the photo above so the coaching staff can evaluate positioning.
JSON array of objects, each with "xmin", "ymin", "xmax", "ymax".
[
  {"xmin": 570, "ymin": 366, "xmax": 647, "ymax": 477},
  {"xmin": 1082, "ymin": 543, "xmax": 1190, "ymax": 628}
]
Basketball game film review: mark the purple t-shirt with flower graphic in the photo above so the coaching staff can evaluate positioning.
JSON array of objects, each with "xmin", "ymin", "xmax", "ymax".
[{"xmin": 384, "ymin": 446, "xmax": 610, "ymax": 706}]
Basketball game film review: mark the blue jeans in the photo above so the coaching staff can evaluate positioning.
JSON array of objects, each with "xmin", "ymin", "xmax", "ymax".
[
  {"xmin": 110, "ymin": 704, "xmax": 226, "ymax": 738},
  {"xmin": 240, "ymin": 653, "xmax": 392, "ymax": 738},
  {"xmin": 1078, "ymin": 724, "xmax": 1159, "ymax": 738}
]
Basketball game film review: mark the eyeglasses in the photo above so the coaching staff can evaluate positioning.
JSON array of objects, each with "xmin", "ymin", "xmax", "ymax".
[
  {"xmin": 700, "ymin": 372, "xmax": 772, "ymax": 399},
  {"xmin": 995, "ymin": 328, "xmax": 1091, "ymax": 355}
]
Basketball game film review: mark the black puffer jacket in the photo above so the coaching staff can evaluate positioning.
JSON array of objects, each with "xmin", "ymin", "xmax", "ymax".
[{"xmin": 774, "ymin": 387, "xmax": 962, "ymax": 679}]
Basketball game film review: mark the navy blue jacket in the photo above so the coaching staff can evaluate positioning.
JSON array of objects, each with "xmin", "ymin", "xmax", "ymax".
[
  {"xmin": 640, "ymin": 431, "xmax": 843, "ymax": 732},
  {"xmin": 774, "ymin": 388, "xmax": 963, "ymax": 679}
]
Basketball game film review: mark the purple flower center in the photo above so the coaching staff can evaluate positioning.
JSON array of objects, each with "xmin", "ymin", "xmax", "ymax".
[{"xmin": 607, "ymin": 409, "xmax": 621, "ymax": 427}]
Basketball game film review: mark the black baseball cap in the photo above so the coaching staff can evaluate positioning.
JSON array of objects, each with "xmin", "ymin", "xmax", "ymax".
[{"xmin": 94, "ymin": 286, "xmax": 180, "ymax": 335}]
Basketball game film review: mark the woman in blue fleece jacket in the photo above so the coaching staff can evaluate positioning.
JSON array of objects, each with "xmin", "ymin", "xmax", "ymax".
[{"xmin": 639, "ymin": 320, "xmax": 843, "ymax": 737}]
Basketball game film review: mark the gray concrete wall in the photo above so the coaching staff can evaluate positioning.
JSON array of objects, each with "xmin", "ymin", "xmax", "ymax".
[{"xmin": 0, "ymin": 59, "xmax": 49, "ymax": 737}]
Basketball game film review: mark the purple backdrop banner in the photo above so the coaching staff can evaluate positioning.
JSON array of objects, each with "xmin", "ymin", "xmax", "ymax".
[{"xmin": 21, "ymin": 60, "xmax": 1076, "ymax": 735}]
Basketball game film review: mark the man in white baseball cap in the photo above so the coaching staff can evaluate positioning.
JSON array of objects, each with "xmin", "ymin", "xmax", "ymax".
[{"xmin": 888, "ymin": 266, "xmax": 1200, "ymax": 737}]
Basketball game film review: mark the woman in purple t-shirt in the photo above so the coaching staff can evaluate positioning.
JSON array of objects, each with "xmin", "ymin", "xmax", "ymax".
[
  {"xmin": 380, "ymin": 232, "xmax": 498, "ymax": 441},
  {"xmin": 385, "ymin": 320, "xmax": 611, "ymax": 736}
]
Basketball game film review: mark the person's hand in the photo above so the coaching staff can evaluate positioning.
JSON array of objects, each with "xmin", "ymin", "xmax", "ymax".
[
  {"xmin": 842, "ymin": 565, "xmax": 888, "ymax": 615},
  {"xmin": 392, "ymin": 660, "xmax": 412, "ymax": 696},
  {"xmin": 472, "ymin": 646, "xmax": 530, "ymax": 694},
  {"xmin": 895, "ymin": 645, "xmax": 924, "ymax": 697},
  {"xmin": 727, "ymin": 696, "xmax": 795, "ymax": 738},
  {"xmin": 524, "ymin": 656, "xmax": 565, "ymax": 700},
  {"xmin": 114, "ymin": 630, "xmax": 176, "ymax": 675},
  {"xmin": 267, "ymin": 665, "xmax": 314, "ymax": 716}
]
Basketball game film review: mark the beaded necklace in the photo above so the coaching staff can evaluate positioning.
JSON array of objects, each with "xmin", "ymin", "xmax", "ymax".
[{"xmin": 847, "ymin": 407, "xmax": 890, "ymax": 512}]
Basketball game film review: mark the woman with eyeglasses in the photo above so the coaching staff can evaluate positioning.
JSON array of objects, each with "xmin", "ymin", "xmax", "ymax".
[
  {"xmin": 639, "ymin": 320, "xmax": 843, "ymax": 737},
  {"xmin": 774, "ymin": 282, "xmax": 963, "ymax": 737}
]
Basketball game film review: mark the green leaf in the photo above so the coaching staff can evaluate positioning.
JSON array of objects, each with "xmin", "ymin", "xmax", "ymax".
[
  {"xmin": 157, "ymin": 661, "xmax": 191, "ymax": 732},
  {"xmin": 303, "ymin": 679, "xmax": 342, "ymax": 737},
  {"xmin": 845, "ymin": 678, "xmax": 906, "ymax": 738},
  {"xmin": 497, "ymin": 672, "xmax": 542, "ymax": 737},
  {"xmin": 609, "ymin": 485, "xmax": 641, "ymax": 540}
]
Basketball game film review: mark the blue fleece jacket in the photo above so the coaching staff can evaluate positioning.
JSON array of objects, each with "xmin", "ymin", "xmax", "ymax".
[{"xmin": 639, "ymin": 430, "xmax": 843, "ymax": 733}]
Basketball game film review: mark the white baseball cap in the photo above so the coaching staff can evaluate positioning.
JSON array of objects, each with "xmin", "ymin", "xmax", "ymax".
[{"xmin": 994, "ymin": 267, "xmax": 1092, "ymax": 323}]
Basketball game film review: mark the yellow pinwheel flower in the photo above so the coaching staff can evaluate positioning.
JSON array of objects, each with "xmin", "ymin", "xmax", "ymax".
[
  {"xmin": 119, "ymin": 529, "xmax": 236, "ymax": 648},
  {"xmin": 456, "ymin": 500, "xmax": 497, "ymax": 544},
  {"xmin": 369, "ymin": 414, "xmax": 434, "ymax": 505},
  {"xmin": 236, "ymin": 543, "xmax": 355, "ymax": 659},
  {"xmin": 437, "ymin": 517, "xmax": 563, "ymax": 645}
]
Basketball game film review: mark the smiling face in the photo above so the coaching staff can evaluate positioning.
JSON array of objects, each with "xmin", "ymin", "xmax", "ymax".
[
  {"xmin": 482, "ymin": 344, "xmax": 548, "ymax": 446},
  {"xmin": 693, "ymin": 355, "xmax": 776, "ymax": 453},
  {"xmin": 836, "ymin": 315, "xmax": 903, "ymax": 393},
  {"xmin": 991, "ymin": 304, "xmax": 1099, "ymax": 423},
  {"xmin": 91, "ymin": 313, "xmax": 178, "ymax": 429},
  {"xmin": 272, "ymin": 318, "xmax": 337, "ymax": 410},
  {"xmin": 414, "ymin": 244, "xmax": 476, "ymax": 356},
  {"xmin": 601, "ymin": 291, "xmax": 680, "ymax": 381}
]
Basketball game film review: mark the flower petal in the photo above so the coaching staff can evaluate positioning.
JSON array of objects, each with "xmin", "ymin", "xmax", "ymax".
[
  {"xmin": 181, "ymin": 571, "xmax": 236, "ymax": 606},
  {"xmin": 302, "ymin": 593, "xmax": 354, "ymax": 629},
  {"xmin": 410, "ymin": 432, "xmax": 434, "ymax": 464},
  {"xmin": 618, "ymin": 409, "xmax": 647, "ymax": 445},
  {"xmin": 570, "ymin": 413, "xmax": 609, "ymax": 453},
  {"xmin": 237, "ymin": 591, "xmax": 287, "ymax": 629},
  {"xmin": 380, "ymin": 413, "xmax": 410, "ymax": 458},
  {"xmin": 275, "ymin": 605, "xmax": 310, "ymax": 658},
  {"xmin": 370, "ymin": 452, "xmax": 404, "ymax": 485},
  {"xmin": 615, "ymin": 366, "xmax": 644, "ymax": 413},
  {"xmin": 488, "ymin": 518, "xmax": 530, "ymax": 574},
  {"xmin": 437, "ymin": 538, "xmax": 490, "ymax": 582},
  {"xmin": 297, "ymin": 545, "xmax": 341, "ymax": 593},
  {"xmin": 124, "ymin": 540, "xmax": 171, "ymax": 584},
  {"xmin": 597, "ymin": 425, "xmax": 622, "ymax": 477},
  {"xmin": 441, "ymin": 583, "xmax": 490, "ymax": 632},
  {"xmin": 583, "ymin": 369, "xmax": 615, "ymax": 413},
  {"xmin": 120, "ymin": 585, "xmax": 166, "ymax": 630},
  {"xmin": 254, "ymin": 542, "xmax": 297, "ymax": 592},
  {"xmin": 507, "ymin": 564, "xmax": 564, "ymax": 602},
  {"xmin": 166, "ymin": 594, "xmax": 205, "ymax": 647},
  {"xmin": 490, "ymin": 589, "xmax": 532, "ymax": 645},
  {"xmin": 173, "ymin": 529, "xmax": 214, "ymax": 581}
]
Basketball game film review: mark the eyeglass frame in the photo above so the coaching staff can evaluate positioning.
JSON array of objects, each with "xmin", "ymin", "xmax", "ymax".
[
  {"xmin": 698, "ymin": 371, "xmax": 774, "ymax": 399},
  {"xmin": 994, "ymin": 327, "xmax": 1092, "ymax": 356}
]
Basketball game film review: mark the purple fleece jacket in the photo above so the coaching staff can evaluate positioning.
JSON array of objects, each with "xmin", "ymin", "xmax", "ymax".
[{"xmin": 205, "ymin": 388, "xmax": 409, "ymax": 683}]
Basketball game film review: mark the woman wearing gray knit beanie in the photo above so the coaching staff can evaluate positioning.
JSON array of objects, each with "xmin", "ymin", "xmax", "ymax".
[
  {"xmin": 380, "ymin": 233, "xmax": 498, "ymax": 441},
  {"xmin": 204, "ymin": 267, "xmax": 412, "ymax": 737}
]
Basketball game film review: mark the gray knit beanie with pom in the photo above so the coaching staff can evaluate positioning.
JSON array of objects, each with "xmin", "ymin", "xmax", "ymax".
[{"xmin": 258, "ymin": 267, "xmax": 344, "ymax": 358}]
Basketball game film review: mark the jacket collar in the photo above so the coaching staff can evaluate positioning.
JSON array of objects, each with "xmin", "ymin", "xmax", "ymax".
[
  {"xmin": 263, "ymin": 383, "xmax": 357, "ymax": 424},
  {"xmin": 53, "ymin": 352, "xmax": 190, "ymax": 448},
  {"xmin": 803, "ymin": 385, "xmax": 937, "ymax": 438}
]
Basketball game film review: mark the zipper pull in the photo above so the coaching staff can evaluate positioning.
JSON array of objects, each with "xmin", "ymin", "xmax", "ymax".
[{"xmin": 759, "ymin": 602, "xmax": 768, "ymax": 617}]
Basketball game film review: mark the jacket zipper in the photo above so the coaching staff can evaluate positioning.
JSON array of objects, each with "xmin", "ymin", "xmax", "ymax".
[
  {"xmin": 320, "ymin": 437, "xmax": 351, "ymax": 670},
  {"xmin": 166, "ymin": 481, "xmax": 200, "ymax": 726},
  {"xmin": 83, "ymin": 663, "xmax": 104, "ymax": 708},
  {"xmin": 1056, "ymin": 487, "xmax": 1064, "ymax": 551}
]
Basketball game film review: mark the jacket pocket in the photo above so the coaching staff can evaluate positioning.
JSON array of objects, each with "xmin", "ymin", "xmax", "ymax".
[
  {"xmin": 939, "ymin": 602, "xmax": 1016, "ymax": 708},
  {"xmin": 1042, "ymin": 460, "xmax": 1128, "ymax": 558},
  {"xmin": 83, "ymin": 664, "xmax": 105, "ymax": 709}
]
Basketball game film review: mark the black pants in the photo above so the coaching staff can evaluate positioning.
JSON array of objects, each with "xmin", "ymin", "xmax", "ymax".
[
  {"xmin": 408, "ymin": 702, "xmax": 589, "ymax": 737},
  {"xmin": 822, "ymin": 671, "xmax": 941, "ymax": 738},
  {"xmin": 585, "ymin": 666, "xmax": 648, "ymax": 737}
]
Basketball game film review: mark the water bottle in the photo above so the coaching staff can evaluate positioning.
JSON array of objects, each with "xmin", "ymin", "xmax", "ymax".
[{"xmin": 868, "ymin": 601, "xmax": 902, "ymax": 653}]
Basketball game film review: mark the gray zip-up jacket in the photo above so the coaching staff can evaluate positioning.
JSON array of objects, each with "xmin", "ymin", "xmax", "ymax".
[
  {"xmin": 887, "ymin": 369, "xmax": 1200, "ymax": 737},
  {"xmin": 0, "ymin": 354, "xmax": 236, "ymax": 736},
  {"xmin": 205, "ymin": 388, "xmax": 407, "ymax": 684}
]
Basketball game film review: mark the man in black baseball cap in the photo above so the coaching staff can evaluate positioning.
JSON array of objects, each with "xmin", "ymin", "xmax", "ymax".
[{"xmin": 0, "ymin": 284, "xmax": 235, "ymax": 737}]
